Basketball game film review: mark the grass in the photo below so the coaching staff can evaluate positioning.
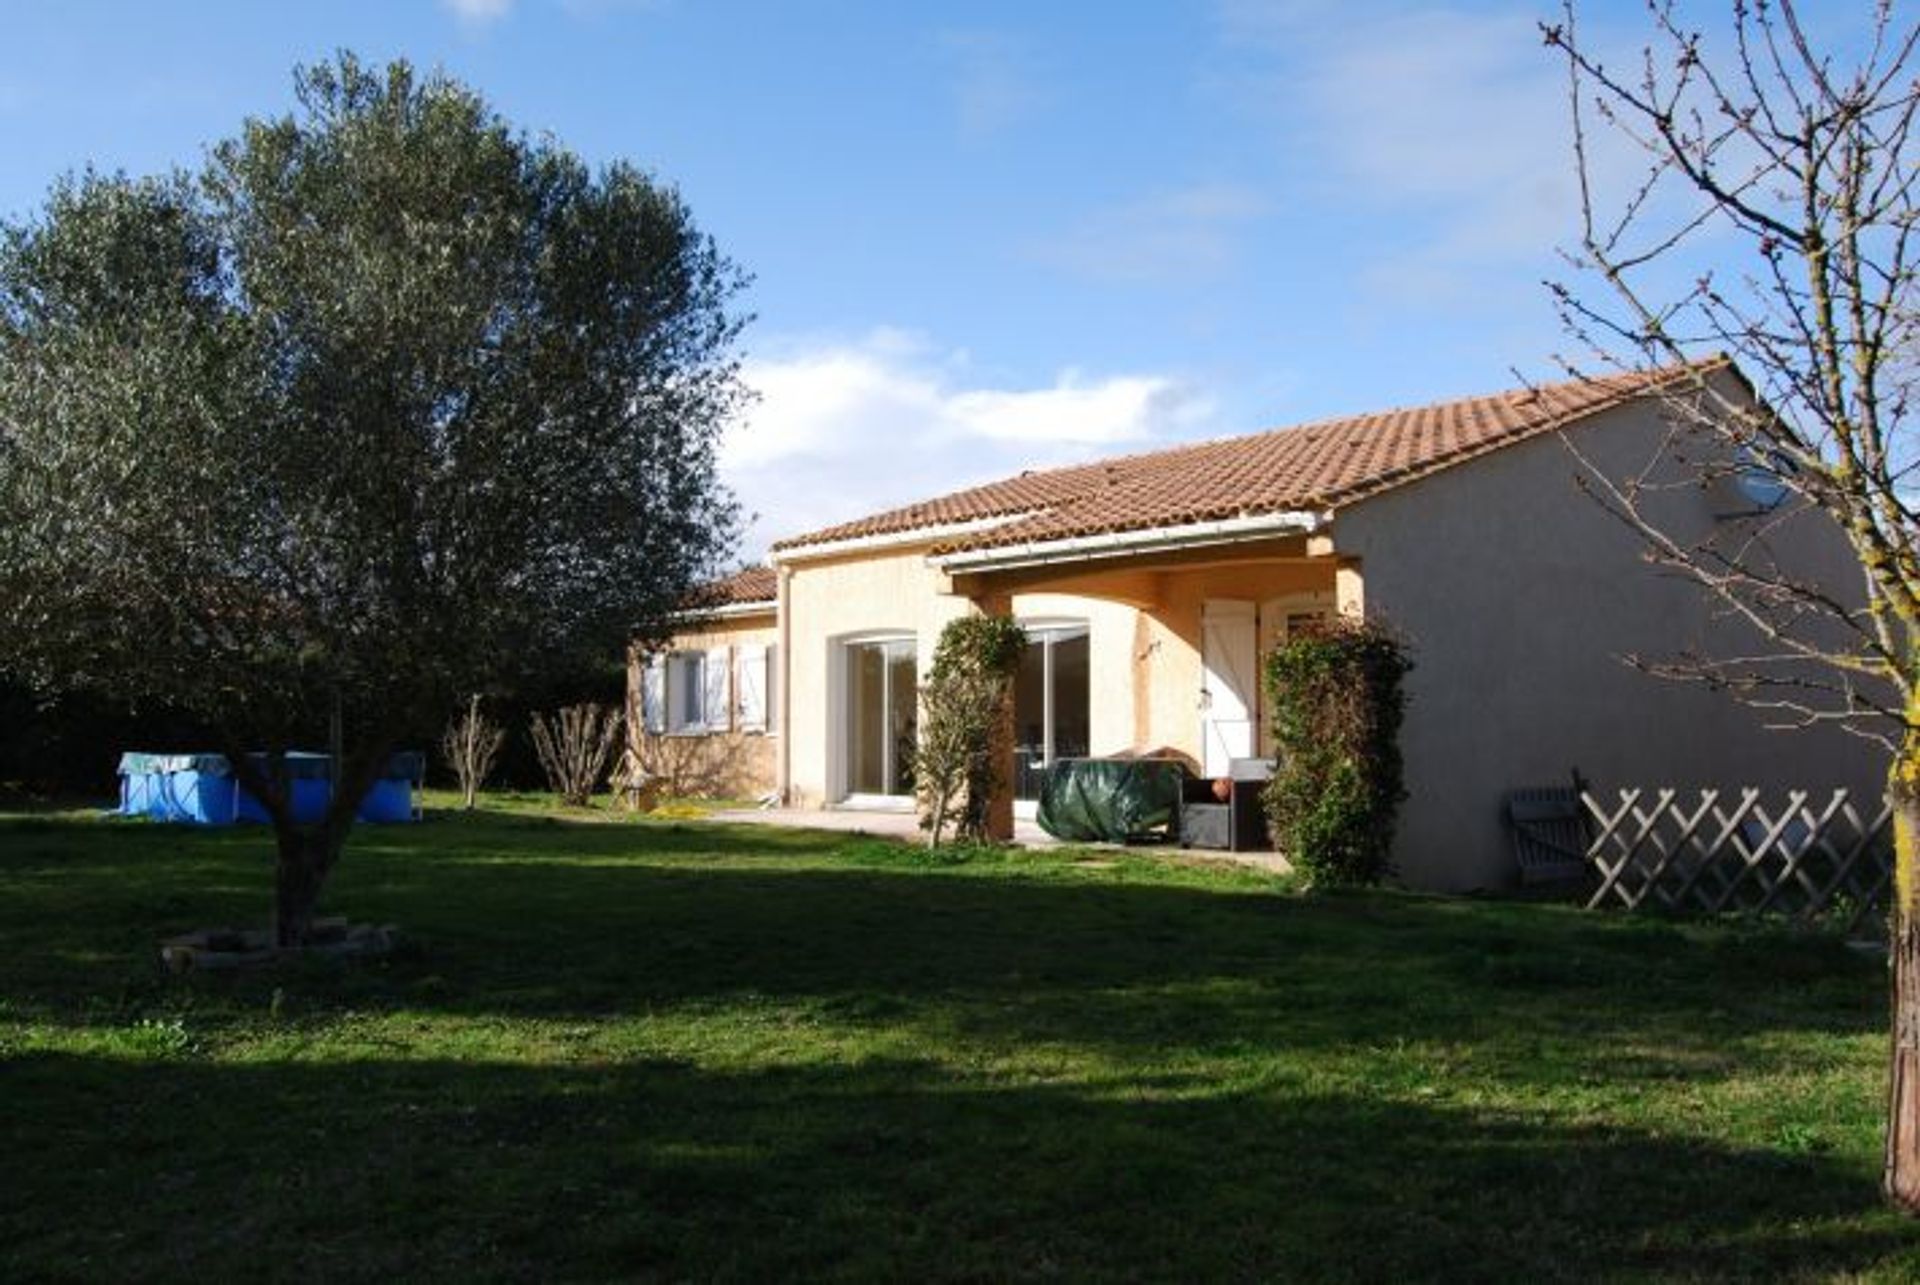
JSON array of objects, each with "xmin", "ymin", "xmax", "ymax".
[{"xmin": 2, "ymin": 791, "xmax": 1915, "ymax": 1281}]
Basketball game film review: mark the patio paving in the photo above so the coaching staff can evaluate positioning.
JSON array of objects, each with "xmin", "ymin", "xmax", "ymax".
[
  {"xmin": 699, "ymin": 804, "xmax": 1292, "ymax": 873},
  {"xmin": 702, "ymin": 804, "xmax": 1062, "ymax": 847}
]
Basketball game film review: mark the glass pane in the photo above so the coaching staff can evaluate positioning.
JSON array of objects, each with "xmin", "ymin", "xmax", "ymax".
[
  {"xmin": 849, "ymin": 644, "xmax": 886, "ymax": 794},
  {"xmin": 886, "ymin": 642, "xmax": 918, "ymax": 795},
  {"xmin": 1013, "ymin": 635, "xmax": 1048, "ymax": 800},
  {"xmin": 1051, "ymin": 631, "xmax": 1091, "ymax": 760},
  {"xmin": 673, "ymin": 653, "xmax": 705, "ymax": 731}
]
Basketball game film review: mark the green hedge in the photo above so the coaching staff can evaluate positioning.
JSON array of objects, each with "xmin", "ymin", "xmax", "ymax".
[{"xmin": 1260, "ymin": 619, "xmax": 1412, "ymax": 885}]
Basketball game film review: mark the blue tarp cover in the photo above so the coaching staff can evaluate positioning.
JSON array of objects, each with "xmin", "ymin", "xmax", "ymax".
[
  {"xmin": 117, "ymin": 751, "xmax": 425, "ymax": 782},
  {"xmin": 117, "ymin": 750, "xmax": 422, "ymax": 825}
]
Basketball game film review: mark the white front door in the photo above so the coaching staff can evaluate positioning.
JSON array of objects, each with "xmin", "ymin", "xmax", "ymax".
[{"xmin": 1200, "ymin": 600, "xmax": 1257, "ymax": 777}]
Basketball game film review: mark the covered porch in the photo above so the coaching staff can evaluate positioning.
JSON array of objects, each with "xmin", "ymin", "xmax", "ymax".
[{"xmin": 936, "ymin": 527, "xmax": 1360, "ymax": 838}]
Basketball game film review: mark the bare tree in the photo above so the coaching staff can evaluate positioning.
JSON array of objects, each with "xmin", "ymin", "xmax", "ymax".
[
  {"xmin": 1542, "ymin": 1, "xmax": 1917, "ymax": 1208},
  {"xmin": 529, "ymin": 703, "xmax": 625, "ymax": 807},
  {"xmin": 441, "ymin": 694, "xmax": 506, "ymax": 810}
]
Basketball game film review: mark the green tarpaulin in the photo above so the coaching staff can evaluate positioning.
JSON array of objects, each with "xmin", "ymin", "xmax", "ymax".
[{"xmin": 1036, "ymin": 758, "xmax": 1187, "ymax": 843}]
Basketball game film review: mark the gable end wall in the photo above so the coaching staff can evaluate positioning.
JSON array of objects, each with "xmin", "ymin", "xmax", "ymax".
[{"xmin": 1333, "ymin": 395, "xmax": 1886, "ymax": 891}]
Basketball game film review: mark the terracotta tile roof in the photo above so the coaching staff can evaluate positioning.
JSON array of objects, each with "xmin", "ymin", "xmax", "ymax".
[
  {"xmin": 771, "ymin": 361, "xmax": 1724, "ymax": 556},
  {"xmin": 696, "ymin": 564, "xmax": 777, "ymax": 607}
]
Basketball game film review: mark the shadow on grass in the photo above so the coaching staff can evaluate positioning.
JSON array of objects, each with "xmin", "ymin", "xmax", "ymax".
[
  {"xmin": 4, "ymin": 809, "xmax": 1909, "ymax": 1278},
  {"xmin": 5, "ymin": 1048, "xmax": 1912, "ymax": 1282},
  {"xmin": 1, "ymin": 812, "xmax": 1884, "ymax": 1075}
]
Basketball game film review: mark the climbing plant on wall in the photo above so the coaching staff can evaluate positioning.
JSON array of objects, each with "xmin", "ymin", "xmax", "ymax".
[{"xmin": 1261, "ymin": 619, "xmax": 1412, "ymax": 885}]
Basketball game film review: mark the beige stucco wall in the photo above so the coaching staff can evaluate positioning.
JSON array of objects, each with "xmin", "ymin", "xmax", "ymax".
[
  {"xmin": 1333, "ymin": 395, "xmax": 1887, "ymax": 891},
  {"xmin": 627, "ymin": 615, "xmax": 779, "ymax": 799},
  {"xmin": 782, "ymin": 547, "xmax": 975, "ymax": 807}
]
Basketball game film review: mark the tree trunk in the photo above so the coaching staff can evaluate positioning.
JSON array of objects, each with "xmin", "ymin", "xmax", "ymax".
[
  {"xmin": 1889, "ymin": 739, "xmax": 1920, "ymax": 1210},
  {"xmin": 272, "ymin": 824, "xmax": 342, "ymax": 948},
  {"xmin": 928, "ymin": 790, "xmax": 950, "ymax": 849}
]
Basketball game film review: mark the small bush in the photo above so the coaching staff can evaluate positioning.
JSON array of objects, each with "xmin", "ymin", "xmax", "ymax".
[{"xmin": 1260, "ymin": 618, "xmax": 1411, "ymax": 885}]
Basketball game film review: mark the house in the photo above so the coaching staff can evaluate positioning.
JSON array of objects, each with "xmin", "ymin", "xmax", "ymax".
[{"xmin": 633, "ymin": 361, "xmax": 1882, "ymax": 890}]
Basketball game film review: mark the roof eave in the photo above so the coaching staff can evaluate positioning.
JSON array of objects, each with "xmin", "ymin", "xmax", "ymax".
[
  {"xmin": 769, "ymin": 512, "xmax": 1036, "ymax": 565},
  {"xmin": 931, "ymin": 509, "xmax": 1329, "ymax": 575},
  {"xmin": 668, "ymin": 598, "xmax": 778, "ymax": 624}
]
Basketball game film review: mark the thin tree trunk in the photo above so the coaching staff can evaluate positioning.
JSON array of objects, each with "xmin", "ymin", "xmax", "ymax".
[
  {"xmin": 272, "ymin": 823, "xmax": 339, "ymax": 948},
  {"xmin": 928, "ymin": 790, "xmax": 950, "ymax": 849},
  {"xmin": 462, "ymin": 693, "xmax": 481, "ymax": 810},
  {"xmin": 1887, "ymin": 748, "xmax": 1920, "ymax": 1210}
]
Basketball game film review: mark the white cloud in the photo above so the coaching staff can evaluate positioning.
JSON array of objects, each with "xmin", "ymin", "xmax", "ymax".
[
  {"xmin": 723, "ymin": 330, "xmax": 1218, "ymax": 557},
  {"xmin": 442, "ymin": 0, "xmax": 514, "ymax": 27},
  {"xmin": 1032, "ymin": 183, "xmax": 1270, "ymax": 285}
]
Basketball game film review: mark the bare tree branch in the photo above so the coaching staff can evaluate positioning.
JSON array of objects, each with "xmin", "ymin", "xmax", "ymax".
[{"xmin": 1543, "ymin": 1, "xmax": 1917, "ymax": 747}]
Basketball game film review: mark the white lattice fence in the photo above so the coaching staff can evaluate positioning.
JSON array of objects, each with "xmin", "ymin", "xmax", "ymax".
[{"xmin": 1581, "ymin": 787, "xmax": 1893, "ymax": 934}]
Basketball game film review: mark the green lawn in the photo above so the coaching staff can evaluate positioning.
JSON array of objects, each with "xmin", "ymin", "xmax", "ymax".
[{"xmin": 2, "ymin": 794, "xmax": 1914, "ymax": 1281}]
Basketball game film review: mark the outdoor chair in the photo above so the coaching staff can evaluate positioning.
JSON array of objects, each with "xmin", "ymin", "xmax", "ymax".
[{"xmin": 1505, "ymin": 785, "xmax": 1593, "ymax": 886}]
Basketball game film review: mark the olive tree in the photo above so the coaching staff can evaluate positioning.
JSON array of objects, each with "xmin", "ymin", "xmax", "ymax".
[
  {"xmin": 1541, "ymin": 2, "xmax": 1917, "ymax": 1206},
  {"xmin": 914, "ymin": 616, "xmax": 1028, "ymax": 848},
  {"xmin": 0, "ymin": 56, "xmax": 745, "ymax": 945}
]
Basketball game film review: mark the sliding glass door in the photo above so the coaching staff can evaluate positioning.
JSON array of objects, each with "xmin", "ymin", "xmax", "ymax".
[
  {"xmin": 1013, "ymin": 624, "xmax": 1090, "ymax": 800},
  {"xmin": 846, "ymin": 638, "xmax": 918, "ymax": 798}
]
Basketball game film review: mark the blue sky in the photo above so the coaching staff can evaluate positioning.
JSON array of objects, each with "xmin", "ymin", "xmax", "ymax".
[{"xmin": 0, "ymin": 0, "xmax": 1776, "ymax": 556}]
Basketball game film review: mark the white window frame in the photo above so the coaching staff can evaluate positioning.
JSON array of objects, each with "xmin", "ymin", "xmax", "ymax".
[
  {"xmin": 667, "ymin": 651, "xmax": 706, "ymax": 733},
  {"xmin": 765, "ymin": 643, "xmax": 779, "ymax": 734},
  {"xmin": 660, "ymin": 648, "xmax": 732, "ymax": 735},
  {"xmin": 1013, "ymin": 618, "xmax": 1091, "ymax": 818},
  {"xmin": 829, "ymin": 631, "xmax": 917, "ymax": 807}
]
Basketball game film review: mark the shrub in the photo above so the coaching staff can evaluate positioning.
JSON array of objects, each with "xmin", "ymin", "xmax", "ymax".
[
  {"xmin": 1260, "ymin": 618, "xmax": 1411, "ymax": 885},
  {"xmin": 915, "ymin": 616, "xmax": 1028, "ymax": 847},
  {"xmin": 528, "ymin": 702, "xmax": 624, "ymax": 806}
]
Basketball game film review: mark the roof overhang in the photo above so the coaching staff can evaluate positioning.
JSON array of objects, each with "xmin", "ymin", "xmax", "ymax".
[
  {"xmin": 769, "ymin": 513, "xmax": 1036, "ymax": 565},
  {"xmin": 668, "ymin": 598, "xmax": 778, "ymax": 624},
  {"xmin": 930, "ymin": 509, "xmax": 1329, "ymax": 576}
]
